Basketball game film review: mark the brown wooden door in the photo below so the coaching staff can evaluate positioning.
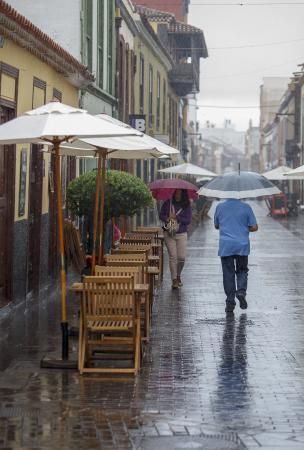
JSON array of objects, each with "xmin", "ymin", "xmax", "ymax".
[
  {"xmin": 0, "ymin": 106, "xmax": 15, "ymax": 306},
  {"xmin": 27, "ymin": 145, "xmax": 43, "ymax": 295}
]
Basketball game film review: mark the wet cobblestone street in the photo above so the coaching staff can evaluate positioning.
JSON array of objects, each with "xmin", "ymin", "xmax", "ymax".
[{"xmin": 1, "ymin": 201, "xmax": 304, "ymax": 449}]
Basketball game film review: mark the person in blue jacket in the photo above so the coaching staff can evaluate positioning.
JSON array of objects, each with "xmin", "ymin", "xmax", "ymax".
[{"xmin": 214, "ymin": 199, "xmax": 258, "ymax": 313}]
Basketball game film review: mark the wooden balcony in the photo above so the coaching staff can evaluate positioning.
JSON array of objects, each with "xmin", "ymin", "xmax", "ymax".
[{"xmin": 168, "ymin": 62, "xmax": 199, "ymax": 97}]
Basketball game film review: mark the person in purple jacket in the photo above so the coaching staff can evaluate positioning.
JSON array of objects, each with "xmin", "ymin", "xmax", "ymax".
[{"xmin": 159, "ymin": 189, "xmax": 192, "ymax": 289}]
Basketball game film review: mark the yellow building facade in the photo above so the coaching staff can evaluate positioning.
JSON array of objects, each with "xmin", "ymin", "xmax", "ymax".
[
  {"xmin": 128, "ymin": 18, "xmax": 179, "ymax": 227},
  {"xmin": 133, "ymin": 18, "xmax": 179, "ymax": 185},
  {"xmin": 1, "ymin": 39, "xmax": 79, "ymax": 223},
  {"xmin": 0, "ymin": 1, "xmax": 93, "ymax": 306},
  {"xmin": 134, "ymin": 24, "xmax": 179, "ymax": 147}
]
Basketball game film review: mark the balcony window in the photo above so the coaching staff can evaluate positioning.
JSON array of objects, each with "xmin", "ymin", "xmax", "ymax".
[
  {"xmin": 84, "ymin": 0, "xmax": 93, "ymax": 72},
  {"xmin": 97, "ymin": 0, "xmax": 104, "ymax": 88},
  {"xmin": 156, "ymin": 73, "xmax": 160, "ymax": 131},
  {"xmin": 148, "ymin": 65, "xmax": 153, "ymax": 128},
  {"xmin": 125, "ymin": 45, "xmax": 130, "ymax": 120},
  {"xmin": 107, "ymin": 0, "xmax": 113, "ymax": 94},
  {"xmin": 53, "ymin": 88, "xmax": 62, "ymax": 102},
  {"xmin": 139, "ymin": 54, "xmax": 144, "ymax": 114},
  {"xmin": 162, "ymin": 80, "xmax": 166, "ymax": 133}
]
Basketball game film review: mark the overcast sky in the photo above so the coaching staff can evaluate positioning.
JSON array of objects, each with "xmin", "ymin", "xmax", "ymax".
[{"xmin": 188, "ymin": 1, "xmax": 304, "ymax": 131}]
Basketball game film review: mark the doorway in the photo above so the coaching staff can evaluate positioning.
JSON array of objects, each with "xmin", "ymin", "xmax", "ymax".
[
  {"xmin": 27, "ymin": 145, "xmax": 43, "ymax": 296},
  {"xmin": 0, "ymin": 106, "xmax": 15, "ymax": 307}
]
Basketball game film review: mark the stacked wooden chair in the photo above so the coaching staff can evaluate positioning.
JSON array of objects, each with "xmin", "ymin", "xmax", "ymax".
[
  {"xmin": 131, "ymin": 227, "xmax": 164, "ymax": 279},
  {"xmin": 122, "ymin": 235, "xmax": 161, "ymax": 272},
  {"xmin": 105, "ymin": 251, "xmax": 157, "ymax": 303},
  {"xmin": 114, "ymin": 243, "xmax": 152, "ymax": 254},
  {"xmin": 95, "ymin": 265, "xmax": 150, "ymax": 341},
  {"xmin": 78, "ymin": 276, "xmax": 141, "ymax": 375},
  {"xmin": 76, "ymin": 226, "xmax": 163, "ymax": 376}
]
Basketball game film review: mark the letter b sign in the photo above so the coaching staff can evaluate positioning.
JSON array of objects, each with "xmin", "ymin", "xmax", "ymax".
[
  {"xmin": 135, "ymin": 118, "xmax": 146, "ymax": 132},
  {"xmin": 129, "ymin": 115, "xmax": 146, "ymax": 133}
]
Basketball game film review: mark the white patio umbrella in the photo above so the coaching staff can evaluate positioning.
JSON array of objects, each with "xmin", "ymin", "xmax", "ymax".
[
  {"xmin": 0, "ymin": 101, "xmax": 141, "ymax": 365},
  {"xmin": 59, "ymin": 117, "xmax": 180, "ymax": 268},
  {"xmin": 196, "ymin": 176, "xmax": 215, "ymax": 182},
  {"xmin": 263, "ymin": 165, "xmax": 304, "ymax": 180},
  {"xmin": 158, "ymin": 162, "xmax": 217, "ymax": 178},
  {"xmin": 0, "ymin": 102, "xmax": 141, "ymax": 144},
  {"xmin": 284, "ymin": 164, "xmax": 304, "ymax": 178}
]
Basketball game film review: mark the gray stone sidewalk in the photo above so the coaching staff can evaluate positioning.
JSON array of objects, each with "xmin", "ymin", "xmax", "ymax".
[{"xmin": 1, "ymin": 200, "xmax": 304, "ymax": 449}]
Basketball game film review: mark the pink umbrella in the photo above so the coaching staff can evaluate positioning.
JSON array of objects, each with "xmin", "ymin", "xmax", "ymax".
[{"xmin": 149, "ymin": 178, "xmax": 198, "ymax": 200}]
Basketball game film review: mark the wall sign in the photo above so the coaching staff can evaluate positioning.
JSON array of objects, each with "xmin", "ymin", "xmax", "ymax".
[{"xmin": 129, "ymin": 114, "xmax": 146, "ymax": 133}]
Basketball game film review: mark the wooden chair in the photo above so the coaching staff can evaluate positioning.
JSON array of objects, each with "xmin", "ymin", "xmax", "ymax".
[
  {"xmin": 107, "ymin": 249, "xmax": 160, "ymax": 274},
  {"xmin": 105, "ymin": 253, "xmax": 147, "ymax": 262},
  {"xmin": 136, "ymin": 226, "xmax": 162, "ymax": 236},
  {"xmin": 95, "ymin": 265, "xmax": 142, "ymax": 283},
  {"xmin": 105, "ymin": 254, "xmax": 148, "ymax": 283},
  {"xmin": 129, "ymin": 231, "xmax": 162, "ymax": 247},
  {"xmin": 123, "ymin": 234, "xmax": 154, "ymax": 243},
  {"xmin": 95, "ymin": 265, "xmax": 150, "ymax": 340},
  {"xmin": 135, "ymin": 228, "xmax": 164, "ymax": 279},
  {"xmin": 114, "ymin": 243, "xmax": 152, "ymax": 257},
  {"xmin": 124, "ymin": 234, "xmax": 162, "ymax": 278},
  {"xmin": 117, "ymin": 241, "xmax": 159, "ymax": 270},
  {"xmin": 105, "ymin": 252, "xmax": 158, "ymax": 302},
  {"xmin": 105, "ymin": 256, "xmax": 158, "ymax": 317},
  {"xmin": 78, "ymin": 276, "xmax": 141, "ymax": 375},
  {"xmin": 119, "ymin": 242, "xmax": 152, "ymax": 250}
]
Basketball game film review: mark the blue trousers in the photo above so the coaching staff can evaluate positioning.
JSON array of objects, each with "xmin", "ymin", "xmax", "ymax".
[{"xmin": 221, "ymin": 255, "xmax": 249, "ymax": 305}]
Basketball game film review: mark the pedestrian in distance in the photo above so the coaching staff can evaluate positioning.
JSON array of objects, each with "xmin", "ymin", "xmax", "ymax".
[
  {"xmin": 214, "ymin": 199, "xmax": 258, "ymax": 313},
  {"xmin": 159, "ymin": 189, "xmax": 192, "ymax": 289}
]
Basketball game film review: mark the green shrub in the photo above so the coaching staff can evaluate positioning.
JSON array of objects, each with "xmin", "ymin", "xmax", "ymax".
[{"xmin": 67, "ymin": 169, "xmax": 153, "ymax": 222}]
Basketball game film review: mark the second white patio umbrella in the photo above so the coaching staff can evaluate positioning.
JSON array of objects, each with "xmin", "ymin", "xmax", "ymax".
[
  {"xmin": 158, "ymin": 162, "xmax": 216, "ymax": 178},
  {"xmin": 0, "ymin": 101, "xmax": 141, "ymax": 365},
  {"xmin": 284, "ymin": 165, "xmax": 304, "ymax": 178},
  {"xmin": 263, "ymin": 165, "xmax": 304, "ymax": 180},
  {"xmin": 59, "ymin": 116, "xmax": 180, "ymax": 267}
]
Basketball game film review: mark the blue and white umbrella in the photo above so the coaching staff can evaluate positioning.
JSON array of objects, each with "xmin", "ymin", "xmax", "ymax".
[{"xmin": 198, "ymin": 171, "xmax": 281, "ymax": 199}]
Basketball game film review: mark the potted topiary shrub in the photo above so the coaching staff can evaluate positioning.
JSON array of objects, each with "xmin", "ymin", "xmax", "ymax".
[{"xmin": 67, "ymin": 169, "xmax": 153, "ymax": 253}]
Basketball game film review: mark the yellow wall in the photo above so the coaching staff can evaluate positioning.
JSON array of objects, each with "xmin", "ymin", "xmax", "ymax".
[
  {"xmin": 0, "ymin": 39, "xmax": 79, "ymax": 222},
  {"xmin": 133, "ymin": 34, "xmax": 180, "ymax": 183},
  {"xmin": 134, "ymin": 35, "xmax": 170, "ymax": 137},
  {"xmin": 134, "ymin": 34, "xmax": 179, "ymax": 151}
]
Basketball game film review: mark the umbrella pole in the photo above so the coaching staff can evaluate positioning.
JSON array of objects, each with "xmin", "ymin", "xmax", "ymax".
[
  {"xmin": 54, "ymin": 141, "xmax": 68, "ymax": 360},
  {"xmin": 98, "ymin": 149, "xmax": 107, "ymax": 265},
  {"xmin": 40, "ymin": 139, "xmax": 77, "ymax": 369},
  {"xmin": 91, "ymin": 153, "xmax": 102, "ymax": 274}
]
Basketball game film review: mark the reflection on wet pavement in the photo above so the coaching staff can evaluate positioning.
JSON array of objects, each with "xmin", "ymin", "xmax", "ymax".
[
  {"xmin": 1, "ymin": 201, "xmax": 304, "ymax": 448},
  {"xmin": 214, "ymin": 314, "xmax": 249, "ymax": 427}
]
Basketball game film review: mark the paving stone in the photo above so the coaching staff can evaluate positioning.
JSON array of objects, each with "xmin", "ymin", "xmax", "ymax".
[{"xmin": 137, "ymin": 435, "xmax": 245, "ymax": 450}]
